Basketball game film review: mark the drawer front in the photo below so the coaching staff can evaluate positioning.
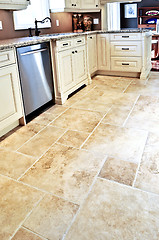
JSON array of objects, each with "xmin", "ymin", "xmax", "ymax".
[
  {"xmin": 74, "ymin": 36, "xmax": 85, "ymax": 46},
  {"xmin": 56, "ymin": 39, "xmax": 72, "ymax": 51},
  {"xmin": 111, "ymin": 57, "xmax": 142, "ymax": 72},
  {"xmin": 0, "ymin": 49, "xmax": 15, "ymax": 68},
  {"xmin": 111, "ymin": 41, "xmax": 142, "ymax": 57},
  {"xmin": 110, "ymin": 33, "xmax": 142, "ymax": 41}
]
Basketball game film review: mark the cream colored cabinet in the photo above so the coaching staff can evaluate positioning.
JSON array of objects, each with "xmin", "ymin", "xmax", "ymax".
[
  {"xmin": 53, "ymin": 37, "xmax": 88, "ymax": 104},
  {"xmin": 65, "ymin": 0, "xmax": 80, "ymax": 9},
  {"xmin": 81, "ymin": 0, "xmax": 100, "ymax": 10},
  {"xmin": 0, "ymin": 0, "xmax": 29, "ymax": 10},
  {"xmin": 97, "ymin": 34, "xmax": 110, "ymax": 71},
  {"xmin": 87, "ymin": 34, "xmax": 97, "ymax": 74},
  {"xmin": 0, "ymin": 50, "xmax": 23, "ymax": 137}
]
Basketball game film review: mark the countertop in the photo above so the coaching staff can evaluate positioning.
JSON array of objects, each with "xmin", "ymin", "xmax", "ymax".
[{"xmin": 0, "ymin": 29, "xmax": 151, "ymax": 50}]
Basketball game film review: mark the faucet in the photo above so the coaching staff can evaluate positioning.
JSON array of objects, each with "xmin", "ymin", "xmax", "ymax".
[{"xmin": 35, "ymin": 17, "xmax": 52, "ymax": 36}]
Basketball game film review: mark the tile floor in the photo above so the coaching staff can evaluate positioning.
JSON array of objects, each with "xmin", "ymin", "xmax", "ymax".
[{"xmin": 0, "ymin": 72, "xmax": 159, "ymax": 239}]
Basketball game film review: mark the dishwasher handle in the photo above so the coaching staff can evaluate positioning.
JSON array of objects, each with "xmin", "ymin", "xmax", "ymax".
[{"xmin": 20, "ymin": 48, "xmax": 48, "ymax": 56}]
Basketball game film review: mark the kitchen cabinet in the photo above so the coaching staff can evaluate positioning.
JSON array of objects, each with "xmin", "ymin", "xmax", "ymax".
[
  {"xmin": 87, "ymin": 34, "xmax": 97, "ymax": 74},
  {"xmin": 0, "ymin": 0, "xmax": 29, "ymax": 10},
  {"xmin": 97, "ymin": 34, "xmax": 110, "ymax": 71},
  {"xmin": 49, "ymin": 0, "xmax": 100, "ymax": 12},
  {"xmin": 0, "ymin": 49, "xmax": 23, "ymax": 137},
  {"xmin": 53, "ymin": 36, "xmax": 89, "ymax": 104}
]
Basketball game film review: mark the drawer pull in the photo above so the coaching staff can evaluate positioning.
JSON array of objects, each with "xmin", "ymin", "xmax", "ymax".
[
  {"xmin": 72, "ymin": 51, "xmax": 75, "ymax": 54},
  {"xmin": 122, "ymin": 36, "xmax": 129, "ymax": 38},
  {"xmin": 89, "ymin": 36, "xmax": 93, "ymax": 39},
  {"xmin": 63, "ymin": 43, "xmax": 69, "ymax": 46},
  {"xmin": 96, "ymin": 4, "xmax": 98, "ymax": 7},
  {"xmin": 77, "ymin": 40, "xmax": 82, "ymax": 43},
  {"xmin": 122, "ymin": 48, "xmax": 129, "ymax": 50},
  {"xmin": 75, "ymin": 50, "xmax": 78, "ymax": 53},
  {"xmin": 122, "ymin": 63, "xmax": 129, "ymax": 66}
]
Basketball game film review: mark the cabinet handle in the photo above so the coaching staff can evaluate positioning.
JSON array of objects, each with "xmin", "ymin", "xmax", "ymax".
[
  {"xmin": 72, "ymin": 3, "xmax": 74, "ymax": 6},
  {"xmin": 77, "ymin": 40, "xmax": 82, "ymax": 43},
  {"xmin": 122, "ymin": 63, "xmax": 129, "ymax": 66},
  {"xmin": 122, "ymin": 36, "xmax": 129, "ymax": 38},
  {"xmin": 96, "ymin": 4, "xmax": 98, "ymax": 7},
  {"xmin": 75, "ymin": 50, "xmax": 78, "ymax": 53},
  {"xmin": 75, "ymin": 4, "xmax": 76, "ymax": 6},
  {"xmin": 63, "ymin": 43, "xmax": 69, "ymax": 46},
  {"xmin": 72, "ymin": 51, "xmax": 75, "ymax": 54},
  {"xmin": 89, "ymin": 36, "xmax": 93, "ymax": 39},
  {"xmin": 122, "ymin": 48, "xmax": 129, "ymax": 50}
]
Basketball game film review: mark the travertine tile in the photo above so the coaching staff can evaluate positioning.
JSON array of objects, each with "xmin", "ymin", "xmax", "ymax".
[
  {"xmin": 24, "ymin": 195, "xmax": 79, "ymax": 240},
  {"xmin": 99, "ymin": 157, "xmax": 137, "ymax": 186},
  {"xmin": 71, "ymin": 96, "xmax": 111, "ymax": 113},
  {"xmin": 32, "ymin": 113, "xmax": 57, "ymax": 126},
  {"xmin": 12, "ymin": 227, "xmax": 45, "ymax": 240},
  {"xmin": 0, "ymin": 149, "xmax": 36, "ymax": 179},
  {"xmin": 0, "ymin": 122, "xmax": 44, "ymax": 151},
  {"xmin": 135, "ymin": 143, "xmax": 159, "ymax": 195},
  {"xmin": 102, "ymin": 105, "xmax": 132, "ymax": 126},
  {"xmin": 125, "ymin": 81, "xmax": 159, "ymax": 96},
  {"xmin": 18, "ymin": 126, "xmax": 65, "ymax": 158},
  {"xmin": 57, "ymin": 130, "xmax": 89, "ymax": 148},
  {"xmin": 51, "ymin": 108, "xmax": 103, "ymax": 133},
  {"xmin": 0, "ymin": 175, "xmax": 43, "ymax": 240},
  {"xmin": 65, "ymin": 178, "xmax": 159, "ymax": 240},
  {"xmin": 45, "ymin": 105, "xmax": 68, "ymax": 115},
  {"xmin": 125, "ymin": 95, "xmax": 159, "ymax": 133},
  {"xmin": 146, "ymin": 131, "xmax": 159, "ymax": 146},
  {"xmin": 82, "ymin": 123, "xmax": 147, "ymax": 163},
  {"xmin": 20, "ymin": 144, "xmax": 105, "ymax": 204}
]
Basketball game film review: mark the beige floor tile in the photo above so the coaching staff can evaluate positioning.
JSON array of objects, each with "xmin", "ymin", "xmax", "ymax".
[
  {"xmin": 102, "ymin": 105, "xmax": 132, "ymax": 126},
  {"xmin": 125, "ymin": 95, "xmax": 159, "ymax": 133},
  {"xmin": 82, "ymin": 123, "xmax": 147, "ymax": 163},
  {"xmin": 20, "ymin": 144, "xmax": 105, "ymax": 204},
  {"xmin": 99, "ymin": 157, "xmax": 137, "ymax": 186},
  {"xmin": 135, "ymin": 143, "xmax": 159, "ymax": 195},
  {"xmin": 32, "ymin": 113, "xmax": 57, "ymax": 126},
  {"xmin": 23, "ymin": 194, "xmax": 79, "ymax": 240},
  {"xmin": 0, "ymin": 122, "xmax": 44, "ymax": 151},
  {"xmin": 45, "ymin": 105, "xmax": 68, "ymax": 115},
  {"xmin": 12, "ymin": 227, "xmax": 45, "ymax": 240},
  {"xmin": 71, "ymin": 96, "xmax": 112, "ymax": 113},
  {"xmin": 146, "ymin": 131, "xmax": 159, "ymax": 146},
  {"xmin": 18, "ymin": 126, "xmax": 65, "ymax": 158},
  {"xmin": 57, "ymin": 130, "xmax": 89, "ymax": 148},
  {"xmin": 0, "ymin": 149, "xmax": 36, "ymax": 179},
  {"xmin": 0, "ymin": 175, "xmax": 43, "ymax": 240},
  {"xmin": 125, "ymin": 81, "xmax": 159, "ymax": 96},
  {"xmin": 65, "ymin": 178, "xmax": 159, "ymax": 240},
  {"xmin": 51, "ymin": 108, "xmax": 103, "ymax": 133}
]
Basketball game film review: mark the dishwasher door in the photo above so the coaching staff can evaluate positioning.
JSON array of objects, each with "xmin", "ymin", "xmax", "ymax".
[{"xmin": 17, "ymin": 43, "xmax": 54, "ymax": 116}]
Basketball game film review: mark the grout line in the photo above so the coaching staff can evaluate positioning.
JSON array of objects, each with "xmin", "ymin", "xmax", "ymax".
[
  {"xmin": 122, "ymin": 79, "xmax": 134, "ymax": 93},
  {"xmin": 20, "ymin": 226, "xmax": 48, "ymax": 240},
  {"xmin": 122, "ymin": 94, "xmax": 141, "ymax": 127},
  {"xmin": 62, "ymin": 155, "xmax": 108, "ymax": 240},
  {"xmin": 10, "ymin": 193, "xmax": 46, "ymax": 240},
  {"xmin": 80, "ymin": 107, "xmax": 112, "ymax": 149},
  {"xmin": 132, "ymin": 132, "xmax": 149, "ymax": 188},
  {"xmin": 17, "ymin": 129, "xmax": 68, "ymax": 181}
]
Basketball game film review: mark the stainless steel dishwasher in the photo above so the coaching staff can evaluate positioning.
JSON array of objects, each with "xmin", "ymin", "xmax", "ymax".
[{"xmin": 17, "ymin": 42, "xmax": 54, "ymax": 118}]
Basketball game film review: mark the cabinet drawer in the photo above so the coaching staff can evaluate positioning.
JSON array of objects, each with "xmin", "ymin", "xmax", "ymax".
[
  {"xmin": 111, "ymin": 57, "xmax": 142, "ymax": 72},
  {"xmin": 0, "ymin": 49, "xmax": 15, "ymax": 68},
  {"xmin": 111, "ymin": 41, "xmax": 142, "ymax": 57},
  {"xmin": 74, "ymin": 36, "xmax": 85, "ymax": 46},
  {"xmin": 56, "ymin": 39, "xmax": 72, "ymax": 51},
  {"xmin": 110, "ymin": 33, "xmax": 142, "ymax": 41}
]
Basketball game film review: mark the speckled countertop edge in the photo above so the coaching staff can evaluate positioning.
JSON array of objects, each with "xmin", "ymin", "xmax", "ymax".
[{"xmin": 0, "ymin": 29, "xmax": 151, "ymax": 50}]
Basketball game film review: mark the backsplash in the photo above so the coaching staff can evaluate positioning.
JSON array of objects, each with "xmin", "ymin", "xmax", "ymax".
[{"xmin": 0, "ymin": 10, "xmax": 101, "ymax": 40}]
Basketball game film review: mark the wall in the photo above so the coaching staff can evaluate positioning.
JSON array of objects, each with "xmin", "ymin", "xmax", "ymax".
[
  {"xmin": 120, "ymin": 0, "xmax": 159, "ymax": 29},
  {"xmin": 0, "ymin": 10, "xmax": 101, "ymax": 40}
]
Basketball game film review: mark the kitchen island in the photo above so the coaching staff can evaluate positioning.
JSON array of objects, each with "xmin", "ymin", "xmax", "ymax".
[{"xmin": 0, "ymin": 29, "xmax": 152, "ymax": 136}]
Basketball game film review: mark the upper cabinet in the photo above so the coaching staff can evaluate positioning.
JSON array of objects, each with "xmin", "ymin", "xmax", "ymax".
[
  {"xmin": 0, "ymin": 0, "xmax": 30, "ymax": 10},
  {"xmin": 49, "ymin": 0, "xmax": 100, "ymax": 12}
]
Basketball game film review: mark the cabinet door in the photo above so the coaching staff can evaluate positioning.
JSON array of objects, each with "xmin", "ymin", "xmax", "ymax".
[
  {"xmin": 87, "ymin": 35, "xmax": 97, "ymax": 74},
  {"xmin": 74, "ymin": 45, "xmax": 87, "ymax": 85},
  {"xmin": 65, "ymin": 0, "xmax": 80, "ymax": 9},
  {"xmin": 81, "ymin": 0, "xmax": 99, "ymax": 9},
  {"xmin": 0, "ymin": 65, "xmax": 23, "ymax": 131},
  {"xmin": 97, "ymin": 34, "xmax": 110, "ymax": 71},
  {"xmin": 58, "ymin": 50, "xmax": 75, "ymax": 93}
]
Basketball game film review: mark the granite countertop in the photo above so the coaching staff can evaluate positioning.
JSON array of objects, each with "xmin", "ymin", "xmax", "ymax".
[{"xmin": 0, "ymin": 29, "xmax": 151, "ymax": 50}]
